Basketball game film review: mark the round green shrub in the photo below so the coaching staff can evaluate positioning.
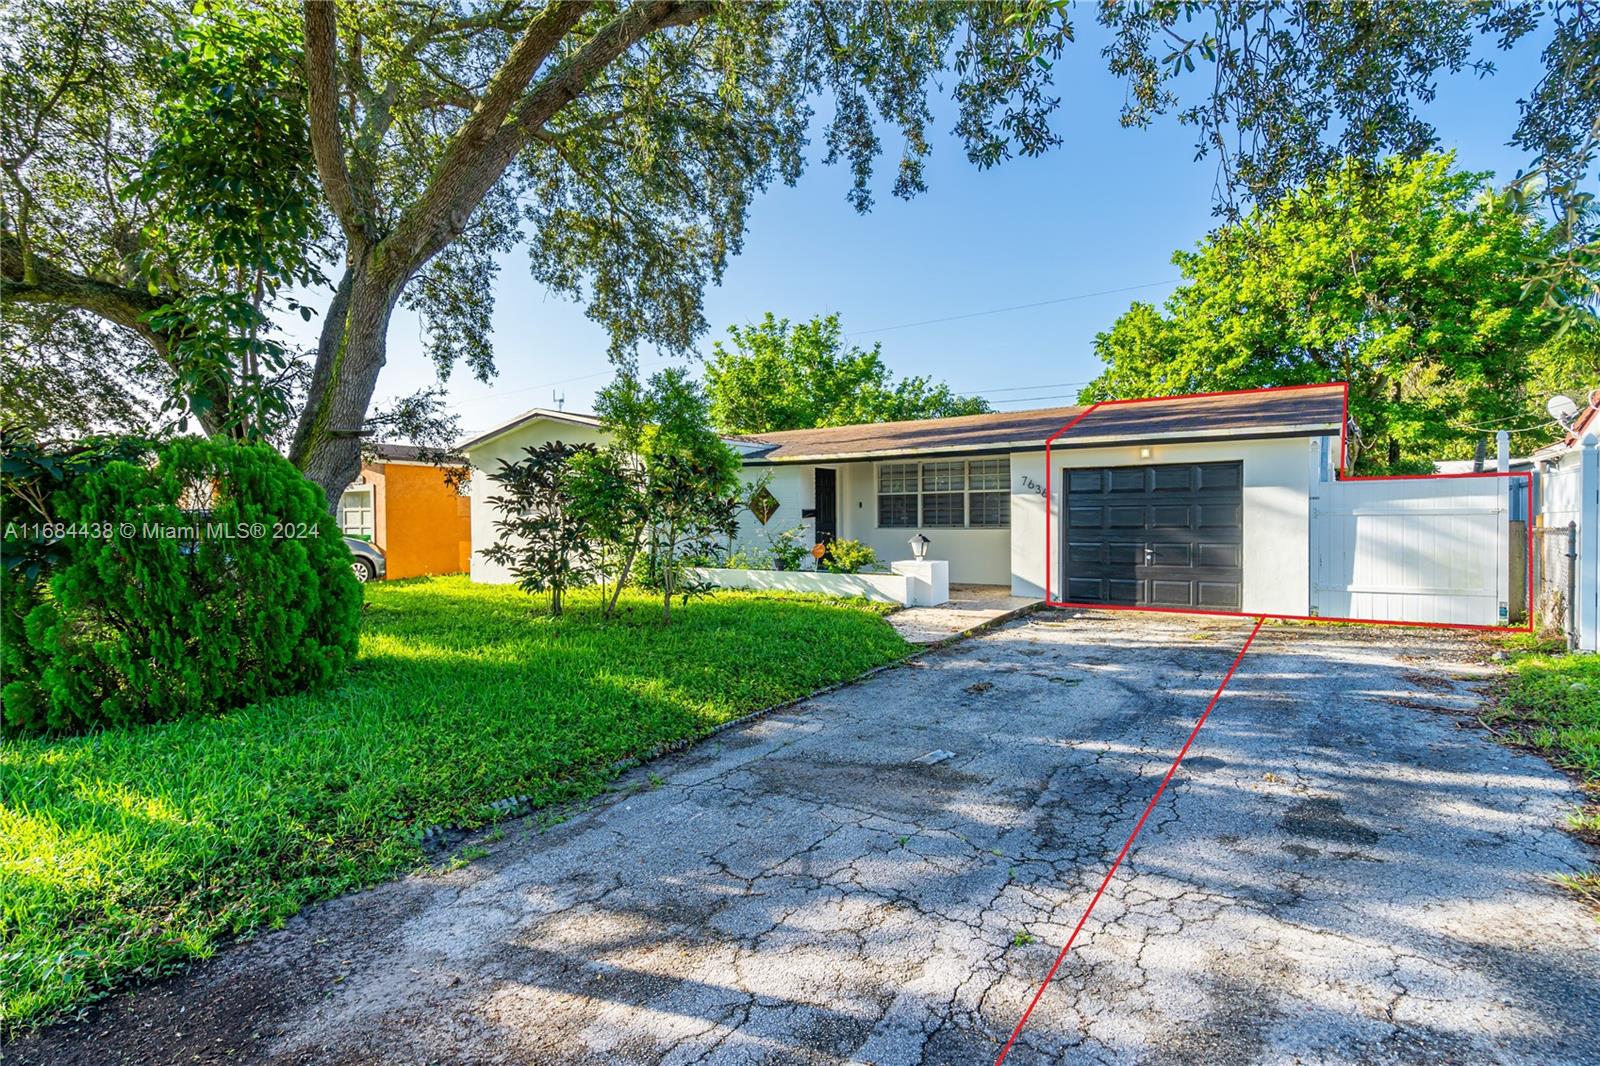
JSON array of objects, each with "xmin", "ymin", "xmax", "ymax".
[{"xmin": 1, "ymin": 439, "xmax": 360, "ymax": 734}]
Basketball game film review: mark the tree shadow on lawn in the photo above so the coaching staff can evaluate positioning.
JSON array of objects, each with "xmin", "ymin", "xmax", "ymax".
[
  {"xmin": 9, "ymin": 613, "xmax": 1599, "ymax": 1064},
  {"xmin": 0, "ymin": 587, "xmax": 909, "ymax": 1029}
]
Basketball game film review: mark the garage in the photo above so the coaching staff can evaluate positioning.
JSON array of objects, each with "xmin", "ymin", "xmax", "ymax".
[{"xmin": 1063, "ymin": 461, "xmax": 1244, "ymax": 610}]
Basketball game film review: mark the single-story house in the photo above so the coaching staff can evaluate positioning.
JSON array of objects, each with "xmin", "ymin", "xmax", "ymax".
[
  {"xmin": 458, "ymin": 384, "xmax": 1347, "ymax": 616},
  {"xmin": 338, "ymin": 443, "xmax": 473, "ymax": 580}
]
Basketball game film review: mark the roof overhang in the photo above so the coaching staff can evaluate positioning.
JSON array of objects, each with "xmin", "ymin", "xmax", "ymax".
[
  {"xmin": 458, "ymin": 408, "xmax": 605, "ymax": 453},
  {"xmin": 738, "ymin": 422, "xmax": 1340, "ymax": 466}
]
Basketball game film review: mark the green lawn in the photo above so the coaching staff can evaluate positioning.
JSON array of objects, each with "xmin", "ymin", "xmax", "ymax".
[
  {"xmin": 0, "ymin": 577, "xmax": 909, "ymax": 1027},
  {"xmin": 1484, "ymin": 636, "xmax": 1600, "ymax": 905}
]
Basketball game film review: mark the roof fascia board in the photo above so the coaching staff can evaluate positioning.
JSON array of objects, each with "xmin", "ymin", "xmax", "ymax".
[
  {"xmin": 739, "ymin": 423, "xmax": 1339, "ymax": 466},
  {"xmin": 458, "ymin": 409, "xmax": 604, "ymax": 453}
]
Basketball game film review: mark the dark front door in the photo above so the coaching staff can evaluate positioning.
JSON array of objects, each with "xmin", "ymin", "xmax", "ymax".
[
  {"xmin": 813, "ymin": 468, "xmax": 838, "ymax": 545},
  {"xmin": 1063, "ymin": 461, "xmax": 1244, "ymax": 611}
]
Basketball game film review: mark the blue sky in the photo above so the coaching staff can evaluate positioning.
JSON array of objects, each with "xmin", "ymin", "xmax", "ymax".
[{"xmin": 307, "ymin": 21, "xmax": 1547, "ymax": 441}]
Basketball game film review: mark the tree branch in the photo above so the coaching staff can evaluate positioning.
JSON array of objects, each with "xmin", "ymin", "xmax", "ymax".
[
  {"xmin": 304, "ymin": 0, "xmax": 365, "ymax": 248},
  {"xmin": 384, "ymin": 0, "xmax": 593, "ymax": 277},
  {"xmin": 2, "ymin": 230, "xmax": 167, "ymax": 345},
  {"xmin": 393, "ymin": 0, "xmax": 712, "ymax": 274}
]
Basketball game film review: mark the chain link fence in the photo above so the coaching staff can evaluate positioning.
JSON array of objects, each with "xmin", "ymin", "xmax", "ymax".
[{"xmin": 1531, "ymin": 521, "xmax": 1579, "ymax": 650}]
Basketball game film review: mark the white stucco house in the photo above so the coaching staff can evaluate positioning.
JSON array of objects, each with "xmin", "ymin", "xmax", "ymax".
[
  {"xmin": 458, "ymin": 383, "xmax": 1350, "ymax": 617},
  {"xmin": 1530, "ymin": 387, "xmax": 1600, "ymax": 651}
]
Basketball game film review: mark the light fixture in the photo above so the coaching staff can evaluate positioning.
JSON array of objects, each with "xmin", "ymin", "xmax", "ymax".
[
  {"xmin": 909, "ymin": 534, "xmax": 930, "ymax": 560},
  {"xmin": 1139, "ymin": 446, "xmax": 1153, "ymax": 460}
]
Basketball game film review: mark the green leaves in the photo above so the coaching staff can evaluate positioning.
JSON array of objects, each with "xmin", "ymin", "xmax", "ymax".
[
  {"xmin": 1084, "ymin": 154, "xmax": 1564, "ymax": 472},
  {"xmin": 704, "ymin": 312, "xmax": 989, "ymax": 434},
  {"xmin": 1, "ymin": 437, "xmax": 360, "ymax": 735}
]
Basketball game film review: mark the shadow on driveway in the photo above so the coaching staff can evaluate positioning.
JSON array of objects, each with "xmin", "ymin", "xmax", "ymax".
[{"xmin": 12, "ymin": 612, "xmax": 1599, "ymax": 1065}]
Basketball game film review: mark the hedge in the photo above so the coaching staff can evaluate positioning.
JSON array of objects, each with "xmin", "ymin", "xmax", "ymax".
[{"xmin": 2, "ymin": 438, "xmax": 360, "ymax": 734}]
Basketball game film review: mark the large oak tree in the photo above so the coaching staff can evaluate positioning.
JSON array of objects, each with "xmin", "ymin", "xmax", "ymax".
[{"xmin": 4, "ymin": 1, "xmax": 1596, "ymax": 501}]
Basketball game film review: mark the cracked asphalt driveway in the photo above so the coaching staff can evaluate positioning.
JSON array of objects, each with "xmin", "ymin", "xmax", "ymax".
[{"xmin": 16, "ymin": 611, "xmax": 1600, "ymax": 1065}]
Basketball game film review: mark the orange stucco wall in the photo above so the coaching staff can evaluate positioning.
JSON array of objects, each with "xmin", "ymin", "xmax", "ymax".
[{"xmin": 367, "ymin": 462, "xmax": 472, "ymax": 580}]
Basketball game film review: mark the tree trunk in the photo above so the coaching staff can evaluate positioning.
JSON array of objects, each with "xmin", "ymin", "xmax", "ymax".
[
  {"xmin": 551, "ymin": 584, "xmax": 563, "ymax": 617},
  {"xmin": 661, "ymin": 535, "xmax": 673, "ymax": 624},
  {"xmin": 288, "ymin": 261, "xmax": 405, "ymax": 508},
  {"xmin": 606, "ymin": 534, "xmax": 641, "ymax": 617}
]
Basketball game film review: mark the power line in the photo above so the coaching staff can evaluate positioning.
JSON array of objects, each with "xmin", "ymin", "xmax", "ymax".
[
  {"xmin": 962, "ymin": 380, "xmax": 1094, "ymax": 395},
  {"xmin": 846, "ymin": 280, "xmax": 1180, "ymax": 337}
]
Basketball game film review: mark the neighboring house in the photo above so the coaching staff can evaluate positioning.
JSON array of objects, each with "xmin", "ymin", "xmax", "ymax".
[
  {"xmin": 458, "ymin": 386, "xmax": 1350, "ymax": 617},
  {"xmin": 1530, "ymin": 387, "xmax": 1600, "ymax": 651},
  {"xmin": 338, "ymin": 443, "xmax": 472, "ymax": 580}
]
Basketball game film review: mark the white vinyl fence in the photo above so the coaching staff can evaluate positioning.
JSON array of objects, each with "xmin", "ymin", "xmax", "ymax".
[{"xmin": 1310, "ymin": 475, "xmax": 1509, "ymax": 626}]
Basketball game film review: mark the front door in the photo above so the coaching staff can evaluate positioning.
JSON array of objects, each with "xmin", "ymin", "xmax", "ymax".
[{"xmin": 813, "ymin": 468, "xmax": 838, "ymax": 545}]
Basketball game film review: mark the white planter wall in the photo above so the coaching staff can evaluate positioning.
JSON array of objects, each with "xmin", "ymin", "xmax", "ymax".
[{"xmin": 686, "ymin": 566, "xmax": 912, "ymax": 604}]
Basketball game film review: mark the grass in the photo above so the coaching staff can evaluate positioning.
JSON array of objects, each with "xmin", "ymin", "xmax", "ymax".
[
  {"xmin": 0, "ymin": 576, "xmax": 909, "ymax": 1028},
  {"xmin": 1483, "ymin": 634, "xmax": 1600, "ymax": 904}
]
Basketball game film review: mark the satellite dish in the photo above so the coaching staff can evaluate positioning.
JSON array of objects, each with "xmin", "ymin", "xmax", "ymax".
[{"xmin": 1547, "ymin": 394, "xmax": 1581, "ymax": 426}]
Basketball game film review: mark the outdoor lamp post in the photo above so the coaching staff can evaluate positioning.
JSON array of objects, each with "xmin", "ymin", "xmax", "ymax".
[{"xmin": 909, "ymin": 534, "xmax": 930, "ymax": 560}]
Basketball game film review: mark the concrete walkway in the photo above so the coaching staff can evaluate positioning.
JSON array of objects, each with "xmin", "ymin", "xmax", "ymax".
[
  {"xmin": 14, "ymin": 613, "xmax": 1599, "ymax": 1065},
  {"xmin": 887, "ymin": 584, "xmax": 1042, "ymax": 644}
]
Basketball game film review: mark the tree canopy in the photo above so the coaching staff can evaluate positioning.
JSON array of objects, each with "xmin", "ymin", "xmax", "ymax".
[
  {"xmin": 703, "ymin": 313, "xmax": 988, "ymax": 434},
  {"xmin": 1081, "ymin": 155, "xmax": 1568, "ymax": 472},
  {"xmin": 3, "ymin": 1, "xmax": 1595, "ymax": 501}
]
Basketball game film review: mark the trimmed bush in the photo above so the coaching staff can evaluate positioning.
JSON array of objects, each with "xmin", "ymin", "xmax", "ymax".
[
  {"xmin": 1, "ymin": 438, "xmax": 360, "ymax": 734},
  {"xmin": 819, "ymin": 537, "xmax": 881, "ymax": 575}
]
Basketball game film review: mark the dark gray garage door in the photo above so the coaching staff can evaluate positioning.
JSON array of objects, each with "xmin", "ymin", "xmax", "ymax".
[{"xmin": 1064, "ymin": 461, "xmax": 1243, "ymax": 610}]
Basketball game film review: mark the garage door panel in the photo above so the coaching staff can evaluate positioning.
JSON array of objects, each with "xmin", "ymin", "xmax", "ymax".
[
  {"xmin": 1107, "ymin": 579, "xmax": 1140, "ymax": 603},
  {"xmin": 1196, "ymin": 543, "xmax": 1241, "ymax": 568},
  {"xmin": 1067, "ymin": 576, "xmax": 1105, "ymax": 601},
  {"xmin": 1198, "ymin": 464, "xmax": 1242, "ymax": 490},
  {"xmin": 1150, "ymin": 543, "xmax": 1192, "ymax": 566},
  {"xmin": 1106, "ymin": 542, "xmax": 1141, "ymax": 565},
  {"xmin": 1152, "ymin": 466, "xmax": 1193, "ymax": 492},
  {"xmin": 1150, "ymin": 504, "xmax": 1193, "ymax": 528},
  {"xmin": 1067, "ymin": 541, "xmax": 1104, "ymax": 565},
  {"xmin": 1150, "ymin": 580, "xmax": 1194, "ymax": 605},
  {"xmin": 1069, "ymin": 506, "xmax": 1104, "ymax": 529},
  {"xmin": 1064, "ymin": 461, "xmax": 1244, "ymax": 612},
  {"xmin": 1068, "ymin": 471, "xmax": 1104, "ymax": 493},
  {"xmin": 1198, "ymin": 503, "xmax": 1241, "ymax": 529}
]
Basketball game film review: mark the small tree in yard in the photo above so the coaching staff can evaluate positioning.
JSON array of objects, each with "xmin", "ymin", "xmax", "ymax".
[
  {"xmin": 646, "ymin": 448, "xmax": 742, "ymax": 623},
  {"xmin": 480, "ymin": 441, "xmax": 593, "ymax": 617},
  {"xmin": 596, "ymin": 367, "xmax": 742, "ymax": 624},
  {"xmin": 565, "ymin": 445, "xmax": 648, "ymax": 619}
]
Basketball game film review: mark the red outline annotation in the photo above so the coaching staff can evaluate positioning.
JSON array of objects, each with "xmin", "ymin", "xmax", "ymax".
[{"xmin": 1040, "ymin": 381, "xmax": 1535, "ymax": 633}]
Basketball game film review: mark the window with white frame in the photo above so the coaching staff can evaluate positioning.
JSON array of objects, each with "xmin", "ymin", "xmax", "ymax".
[
  {"xmin": 338, "ymin": 486, "xmax": 375, "ymax": 540},
  {"xmin": 967, "ymin": 458, "xmax": 1011, "ymax": 527},
  {"xmin": 920, "ymin": 460, "xmax": 965, "ymax": 527},
  {"xmin": 877, "ymin": 463, "xmax": 918, "ymax": 527},
  {"xmin": 876, "ymin": 457, "xmax": 1010, "ymax": 529}
]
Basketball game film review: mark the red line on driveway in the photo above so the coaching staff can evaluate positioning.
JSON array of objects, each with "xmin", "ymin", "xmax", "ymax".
[{"xmin": 994, "ymin": 615, "xmax": 1267, "ymax": 1065}]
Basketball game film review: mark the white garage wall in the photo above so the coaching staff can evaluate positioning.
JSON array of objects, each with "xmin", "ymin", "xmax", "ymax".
[
  {"xmin": 465, "ymin": 420, "xmax": 613, "ymax": 584},
  {"xmin": 1012, "ymin": 436, "xmax": 1325, "ymax": 616}
]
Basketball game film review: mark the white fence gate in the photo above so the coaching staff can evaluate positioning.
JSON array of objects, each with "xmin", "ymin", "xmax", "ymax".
[{"xmin": 1311, "ymin": 476, "xmax": 1509, "ymax": 626}]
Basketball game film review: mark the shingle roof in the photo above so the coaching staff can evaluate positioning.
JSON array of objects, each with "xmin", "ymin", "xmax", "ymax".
[
  {"xmin": 737, "ymin": 384, "xmax": 1345, "ymax": 462},
  {"xmin": 366, "ymin": 442, "xmax": 463, "ymax": 464}
]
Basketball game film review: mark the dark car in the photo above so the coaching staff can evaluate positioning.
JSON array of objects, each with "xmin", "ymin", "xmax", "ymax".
[{"xmin": 345, "ymin": 537, "xmax": 386, "ymax": 582}]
